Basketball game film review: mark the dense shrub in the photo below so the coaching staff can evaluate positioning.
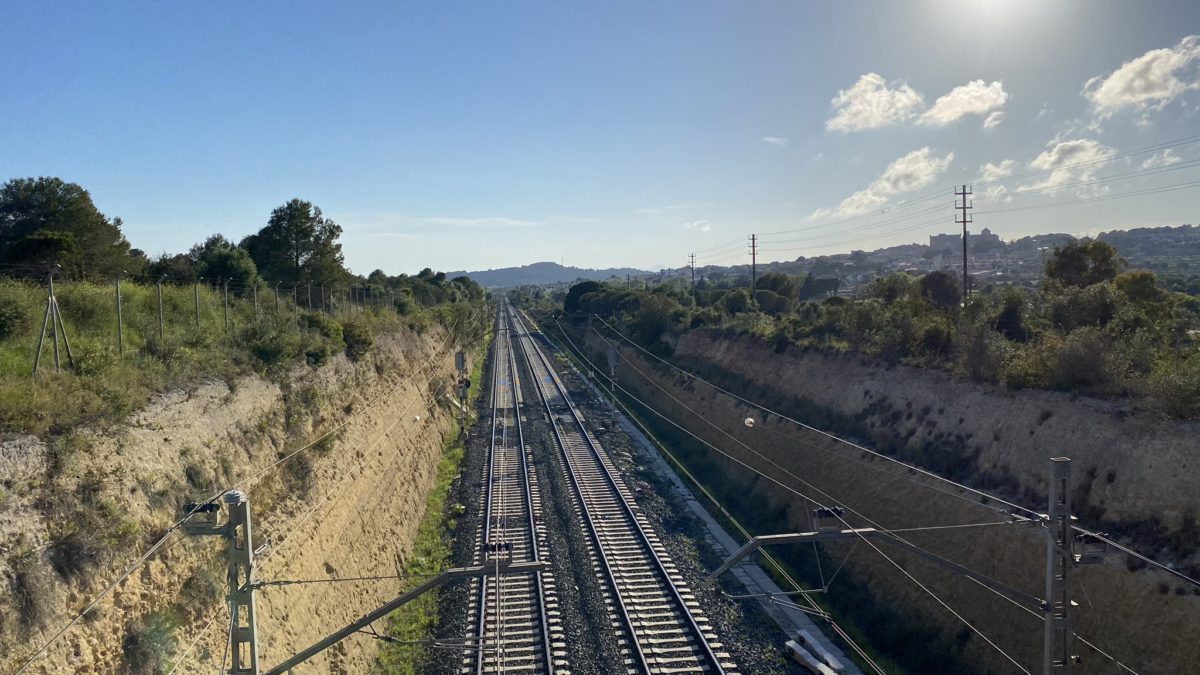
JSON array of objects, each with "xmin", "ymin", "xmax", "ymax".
[
  {"xmin": 342, "ymin": 321, "xmax": 375, "ymax": 361},
  {"xmin": 1150, "ymin": 355, "xmax": 1200, "ymax": 418},
  {"xmin": 122, "ymin": 609, "xmax": 179, "ymax": 674}
]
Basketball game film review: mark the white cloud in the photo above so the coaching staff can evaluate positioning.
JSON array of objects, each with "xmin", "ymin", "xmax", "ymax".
[
  {"xmin": 982, "ymin": 111, "xmax": 1005, "ymax": 129},
  {"xmin": 682, "ymin": 219, "xmax": 711, "ymax": 232},
  {"xmin": 1140, "ymin": 148, "xmax": 1183, "ymax": 169},
  {"xmin": 1021, "ymin": 138, "xmax": 1116, "ymax": 194},
  {"xmin": 979, "ymin": 159, "xmax": 1016, "ymax": 182},
  {"xmin": 919, "ymin": 80, "xmax": 1009, "ymax": 127},
  {"xmin": 762, "ymin": 136, "xmax": 789, "ymax": 147},
  {"xmin": 812, "ymin": 147, "xmax": 954, "ymax": 218},
  {"xmin": 1083, "ymin": 35, "xmax": 1200, "ymax": 116},
  {"xmin": 978, "ymin": 159, "xmax": 1016, "ymax": 200},
  {"xmin": 826, "ymin": 73, "xmax": 924, "ymax": 133}
]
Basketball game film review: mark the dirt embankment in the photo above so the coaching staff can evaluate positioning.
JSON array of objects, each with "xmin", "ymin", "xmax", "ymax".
[
  {"xmin": 1, "ymin": 325, "xmax": 463, "ymax": 674},
  {"xmin": 579, "ymin": 327, "xmax": 1200, "ymax": 675}
]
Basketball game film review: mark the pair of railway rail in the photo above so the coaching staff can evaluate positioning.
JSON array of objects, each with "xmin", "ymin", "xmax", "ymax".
[{"xmin": 464, "ymin": 304, "xmax": 737, "ymax": 674}]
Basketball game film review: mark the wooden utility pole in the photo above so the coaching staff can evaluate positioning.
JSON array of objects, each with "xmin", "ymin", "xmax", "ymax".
[
  {"xmin": 748, "ymin": 235, "xmax": 758, "ymax": 296},
  {"xmin": 689, "ymin": 253, "xmax": 696, "ymax": 301},
  {"xmin": 955, "ymin": 186, "xmax": 973, "ymax": 299}
]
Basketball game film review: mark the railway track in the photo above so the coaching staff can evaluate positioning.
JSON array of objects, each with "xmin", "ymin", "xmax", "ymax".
[
  {"xmin": 463, "ymin": 309, "xmax": 564, "ymax": 674},
  {"xmin": 508, "ymin": 304, "xmax": 737, "ymax": 675}
]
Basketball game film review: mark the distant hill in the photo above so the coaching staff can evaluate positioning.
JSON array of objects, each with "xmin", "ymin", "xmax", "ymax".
[{"xmin": 449, "ymin": 262, "xmax": 651, "ymax": 288}]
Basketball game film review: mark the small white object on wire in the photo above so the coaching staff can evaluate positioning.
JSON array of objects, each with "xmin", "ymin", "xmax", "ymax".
[{"xmin": 744, "ymin": 417, "xmax": 756, "ymax": 428}]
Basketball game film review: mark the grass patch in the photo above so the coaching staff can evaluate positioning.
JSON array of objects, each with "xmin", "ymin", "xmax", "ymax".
[
  {"xmin": 376, "ymin": 438, "xmax": 464, "ymax": 674},
  {"xmin": 377, "ymin": 324, "xmax": 490, "ymax": 673},
  {"xmin": 0, "ymin": 277, "xmax": 485, "ymax": 437}
]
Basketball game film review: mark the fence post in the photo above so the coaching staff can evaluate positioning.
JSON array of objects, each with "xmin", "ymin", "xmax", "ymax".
[
  {"xmin": 274, "ymin": 282, "xmax": 280, "ymax": 310},
  {"xmin": 157, "ymin": 275, "xmax": 166, "ymax": 342},
  {"xmin": 223, "ymin": 279, "xmax": 231, "ymax": 331},
  {"xmin": 195, "ymin": 277, "xmax": 203, "ymax": 327},
  {"xmin": 252, "ymin": 283, "xmax": 258, "ymax": 317},
  {"xmin": 307, "ymin": 282, "xmax": 312, "ymax": 312},
  {"xmin": 115, "ymin": 271, "xmax": 125, "ymax": 357},
  {"xmin": 320, "ymin": 283, "xmax": 326, "ymax": 314}
]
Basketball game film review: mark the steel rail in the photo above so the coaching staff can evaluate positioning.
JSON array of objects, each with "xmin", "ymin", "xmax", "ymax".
[
  {"xmin": 509, "ymin": 303, "xmax": 728, "ymax": 674},
  {"xmin": 473, "ymin": 309, "xmax": 556, "ymax": 674}
]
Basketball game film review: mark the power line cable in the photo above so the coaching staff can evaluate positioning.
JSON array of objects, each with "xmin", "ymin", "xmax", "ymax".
[
  {"xmin": 975, "ymin": 133, "xmax": 1200, "ymax": 187},
  {"xmin": 977, "ymin": 158, "xmax": 1200, "ymax": 201}
]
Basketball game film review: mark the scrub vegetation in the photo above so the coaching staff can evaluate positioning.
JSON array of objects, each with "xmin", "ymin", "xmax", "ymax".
[{"xmin": 540, "ymin": 239, "xmax": 1200, "ymax": 417}]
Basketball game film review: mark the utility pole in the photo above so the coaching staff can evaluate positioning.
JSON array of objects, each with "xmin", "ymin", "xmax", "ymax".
[
  {"xmin": 748, "ymin": 234, "xmax": 758, "ymax": 297},
  {"xmin": 955, "ymin": 185, "xmax": 973, "ymax": 299},
  {"xmin": 689, "ymin": 253, "xmax": 696, "ymax": 302}
]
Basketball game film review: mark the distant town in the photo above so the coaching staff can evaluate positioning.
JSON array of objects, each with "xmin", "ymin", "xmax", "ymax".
[{"xmin": 689, "ymin": 223, "xmax": 1200, "ymax": 296}]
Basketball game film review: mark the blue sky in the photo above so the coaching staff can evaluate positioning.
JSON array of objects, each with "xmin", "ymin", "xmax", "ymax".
[{"xmin": 2, "ymin": 1, "xmax": 1199, "ymax": 274}]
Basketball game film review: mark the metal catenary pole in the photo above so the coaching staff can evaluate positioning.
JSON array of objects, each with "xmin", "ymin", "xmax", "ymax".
[{"xmin": 1044, "ymin": 457, "xmax": 1075, "ymax": 674}]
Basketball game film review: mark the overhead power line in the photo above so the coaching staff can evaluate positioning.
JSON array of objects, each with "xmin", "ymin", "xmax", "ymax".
[{"xmin": 975, "ymin": 133, "xmax": 1200, "ymax": 187}]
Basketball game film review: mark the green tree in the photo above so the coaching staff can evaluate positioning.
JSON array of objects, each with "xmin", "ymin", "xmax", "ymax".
[
  {"xmin": 190, "ymin": 235, "xmax": 259, "ymax": 289},
  {"xmin": 564, "ymin": 280, "xmax": 603, "ymax": 314},
  {"xmin": 147, "ymin": 253, "xmax": 197, "ymax": 281},
  {"xmin": 919, "ymin": 271, "xmax": 961, "ymax": 311},
  {"xmin": 722, "ymin": 288, "xmax": 752, "ymax": 314},
  {"xmin": 0, "ymin": 177, "xmax": 134, "ymax": 278},
  {"xmin": 1044, "ymin": 239, "xmax": 1124, "ymax": 289},
  {"xmin": 755, "ymin": 272, "xmax": 799, "ymax": 300},
  {"xmin": 1114, "ymin": 270, "xmax": 1167, "ymax": 305},
  {"xmin": 242, "ymin": 199, "xmax": 346, "ymax": 284}
]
